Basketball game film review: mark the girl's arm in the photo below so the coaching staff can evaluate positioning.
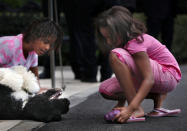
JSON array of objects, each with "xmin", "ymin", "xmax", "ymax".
[
  {"xmin": 128, "ymin": 51, "xmax": 154, "ymax": 111},
  {"xmin": 30, "ymin": 66, "xmax": 49, "ymax": 94},
  {"xmin": 110, "ymin": 51, "xmax": 153, "ymax": 123},
  {"xmin": 30, "ymin": 66, "xmax": 39, "ymax": 79}
]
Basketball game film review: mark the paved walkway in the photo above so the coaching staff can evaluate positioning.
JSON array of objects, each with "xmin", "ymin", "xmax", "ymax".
[
  {"xmin": 34, "ymin": 65, "xmax": 187, "ymax": 131},
  {"xmin": 1, "ymin": 65, "xmax": 187, "ymax": 131},
  {"xmin": 0, "ymin": 66, "xmax": 100, "ymax": 131}
]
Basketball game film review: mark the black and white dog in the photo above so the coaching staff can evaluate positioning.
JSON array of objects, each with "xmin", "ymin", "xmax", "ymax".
[{"xmin": 0, "ymin": 66, "xmax": 70, "ymax": 122}]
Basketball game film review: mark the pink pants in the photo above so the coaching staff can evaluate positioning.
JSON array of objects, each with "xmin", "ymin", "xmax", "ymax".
[{"xmin": 99, "ymin": 48, "xmax": 178, "ymax": 96}]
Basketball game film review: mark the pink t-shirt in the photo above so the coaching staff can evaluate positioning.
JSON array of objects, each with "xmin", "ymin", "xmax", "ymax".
[
  {"xmin": 0, "ymin": 34, "xmax": 38, "ymax": 69},
  {"xmin": 124, "ymin": 34, "xmax": 181, "ymax": 82}
]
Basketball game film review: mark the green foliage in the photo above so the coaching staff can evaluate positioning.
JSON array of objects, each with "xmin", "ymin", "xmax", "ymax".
[
  {"xmin": 176, "ymin": 0, "xmax": 187, "ymax": 14},
  {"xmin": 0, "ymin": 12, "xmax": 187, "ymax": 64},
  {"xmin": 133, "ymin": 13, "xmax": 146, "ymax": 23},
  {"xmin": 172, "ymin": 15, "xmax": 187, "ymax": 63},
  {"xmin": 134, "ymin": 13, "xmax": 187, "ymax": 64},
  {"xmin": 136, "ymin": 0, "xmax": 187, "ymax": 14},
  {"xmin": 1, "ymin": 0, "xmax": 41, "ymax": 8},
  {"xmin": 1, "ymin": 0, "xmax": 26, "ymax": 8},
  {"xmin": 0, "ymin": 13, "xmax": 42, "ymax": 36}
]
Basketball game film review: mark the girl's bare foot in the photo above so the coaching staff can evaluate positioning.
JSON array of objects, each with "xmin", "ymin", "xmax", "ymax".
[
  {"xmin": 147, "ymin": 110, "xmax": 159, "ymax": 116},
  {"xmin": 132, "ymin": 107, "xmax": 145, "ymax": 118},
  {"xmin": 38, "ymin": 87, "xmax": 48, "ymax": 94},
  {"xmin": 147, "ymin": 93, "xmax": 167, "ymax": 116}
]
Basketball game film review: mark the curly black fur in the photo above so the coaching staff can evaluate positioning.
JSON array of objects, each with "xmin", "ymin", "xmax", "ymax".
[{"xmin": 0, "ymin": 84, "xmax": 70, "ymax": 122}]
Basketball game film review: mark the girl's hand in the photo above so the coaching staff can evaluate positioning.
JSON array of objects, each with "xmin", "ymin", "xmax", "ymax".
[
  {"xmin": 38, "ymin": 87, "xmax": 49, "ymax": 94},
  {"xmin": 114, "ymin": 106, "xmax": 133, "ymax": 123}
]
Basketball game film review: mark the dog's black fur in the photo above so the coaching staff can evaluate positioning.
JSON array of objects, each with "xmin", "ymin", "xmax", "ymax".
[{"xmin": 0, "ymin": 83, "xmax": 70, "ymax": 122}]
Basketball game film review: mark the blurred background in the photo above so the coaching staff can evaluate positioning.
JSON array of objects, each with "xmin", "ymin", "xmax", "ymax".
[{"xmin": 0, "ymin": 0, "xmax": 187, "ymax": 65}]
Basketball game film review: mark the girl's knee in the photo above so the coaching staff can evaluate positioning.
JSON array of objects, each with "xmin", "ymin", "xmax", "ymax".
[
  {"xmin": 110, "ymin": 48, "xmax": 131, "ymax": 63},
  {"xmin": 110, "ymin": 48, "xmax": 134, "ymax": 67},
  {"xmin": 110, "ymin": 48, "xmax": 138, "ymax": 75},
  {"xmin": 109, "ymin": 52, "xmax": 119, "ymax": 65},
  {"xmin": 109, "ymin": 51, "xmax": 126, "ymax": 65}
]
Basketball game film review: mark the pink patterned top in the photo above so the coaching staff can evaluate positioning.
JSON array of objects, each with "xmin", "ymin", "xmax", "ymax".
[
  {"xmin": 124, "ymin": 34, "xmax": 181, "ymax": 82},
  {"xmin": 0, "ymin": 34, "xmax": 38, "ymax": 69}
]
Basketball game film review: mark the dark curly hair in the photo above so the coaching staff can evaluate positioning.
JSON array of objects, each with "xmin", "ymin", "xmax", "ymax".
[
  {"xmin": 22, "ymin": 18, "xmax": 63, "ymax": 51},
  {"xmin": 95, "ymin": 6, "xmax": 147, "ymax": 49}
]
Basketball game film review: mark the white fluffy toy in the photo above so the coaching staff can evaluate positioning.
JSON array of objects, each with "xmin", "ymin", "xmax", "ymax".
[{"xmin": 0, "ymin": 66, "xmax": 40, "ymax": 101}]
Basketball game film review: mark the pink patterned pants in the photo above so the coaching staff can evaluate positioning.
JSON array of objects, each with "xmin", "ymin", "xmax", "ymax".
[{"xmin": 99, "ymin": 48, "xmax": 178, "ymax": 96}]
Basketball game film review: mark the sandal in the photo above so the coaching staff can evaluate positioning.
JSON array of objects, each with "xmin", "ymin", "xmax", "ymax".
[
  {"xmin": 104, "ymin": 109, "xmax": 145, "ymax": 123},
  {"xmin": 147, "ymin": 108, "xmax": 181, "ymax": 117}
]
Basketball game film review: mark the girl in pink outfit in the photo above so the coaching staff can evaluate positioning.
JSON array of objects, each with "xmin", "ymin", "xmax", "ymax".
[
  {"xmin": 95, "ymin": 6, "xmax": 181, "ymax": 123},
  {"xmin": 0, "ymin": 19, "xmax": 62, "ymax": 92}
]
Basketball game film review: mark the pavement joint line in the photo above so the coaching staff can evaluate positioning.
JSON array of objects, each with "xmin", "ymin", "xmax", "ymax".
[{"xmin": 0, "ymin": 120, "xmax": 22, "ymax": 131}]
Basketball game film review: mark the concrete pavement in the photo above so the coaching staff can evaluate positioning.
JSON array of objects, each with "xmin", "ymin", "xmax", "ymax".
[
  {"xmin": 1, "ymin": 65, "xmax": 187, "ymax": 131},
  {"xmin": 0, "ymin": 66, "xmax": 100, "ymax": 131},
  {"xmin": 34, "ymin": 65, "xmax": 187, "ymax": 131}
]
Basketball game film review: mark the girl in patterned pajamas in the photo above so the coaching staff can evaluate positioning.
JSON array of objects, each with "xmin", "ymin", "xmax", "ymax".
[
  {"xmin": 0, "ymin": 19, "xmax": 62, "ymax": 92},
  {"xmin": 95, "ymin": 6, "xmax": 181, "ymax": 123}
]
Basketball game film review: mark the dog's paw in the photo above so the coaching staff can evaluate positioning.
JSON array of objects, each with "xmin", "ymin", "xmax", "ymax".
[
  {"xmin": 11, "ymin": 90, "xmax": 28, "ymax": 101},
  {"xmin": 11, "ymin": 66, "xmax": 40, "ymax": 93},
  {"xmin": 22, "ymin": 71, "xmax": 40, "ymax": 93},
  {"xmin": 11, "ymin": 66, "xmax": 27, "ymax": 74}
]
